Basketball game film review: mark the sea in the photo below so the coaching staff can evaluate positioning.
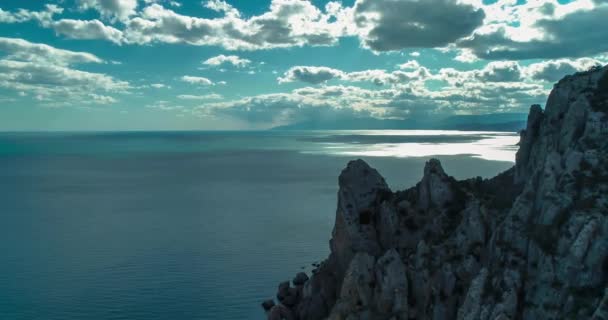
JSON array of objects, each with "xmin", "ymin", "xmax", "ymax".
[{"xmin": 0, "ymin": 130, "xmax": 519, "ymax": 320}]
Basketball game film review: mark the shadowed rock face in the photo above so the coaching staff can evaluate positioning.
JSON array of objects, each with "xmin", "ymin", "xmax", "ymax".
[{"xmin": 264, "ymin": 65, "xmax": 608, "ymax": 320}]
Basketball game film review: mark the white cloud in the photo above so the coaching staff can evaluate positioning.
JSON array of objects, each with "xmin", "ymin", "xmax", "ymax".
[
  {"xmin": 195, "ymin": 85, "xmax": 392, "ymax": 127},
  {"xmin": 77, "ymin": 0, "xmax": 138, "ymax": 22},
  {"xmin": 459, "ymin": 0, "xmax": 608, "ymax": 60},
  {"xmin": 181, "ymin": 75, "xmax": 214, "ymax": 85},
  {"xmin": 0, "ymin": 4, "xmax": 62, "ymax": 25},
  {"xmin": 278, "ymin": 66, "xmax": 345, "ymax": 84},
  {"xmin": 523, "ymin": 58, "xmax": 603, "ymax": 82},
  {"xmin": 0, "ymin": 37, "xmax": 128, "ymax": 106},
  {"xmin": 203, "ymin": 54, "xmax": 251, "ymax": 68},
  {"xmin": 177, "ymin": 93, "xmax": 223, "ymax": 100},
  {"xmin": 199, "ymin": 58, "xmax": 562, "ymax": 127},
  {"xmin": 203, "ymin": 0, "xmax": 240, "ymax": 17},
  {"xmin": 122, "ymin": 0, "xmax": 350, "ymax": 50},
  {"xmin": 0, "ymin": 37, "xmax": 103, "ymax": 65},
  {"xmin": 146, "ymin": 100, "xmax": 185, "ymax": 111},
  {"xmin": 397, "ymin": 60, "xmax": 421, "ymax": 70},
  {"xmin": 279, "ymin": 63, "xmax": 431, "ymax": 86},
  {"xmin": 51, "ymin": 19, "xmax": 124, "ymax": 44}
]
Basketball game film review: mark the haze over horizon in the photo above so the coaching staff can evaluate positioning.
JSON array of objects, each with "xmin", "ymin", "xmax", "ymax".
[{"xmin": 0, "ymin": 0, "xmax": 607, "ymax": 131}]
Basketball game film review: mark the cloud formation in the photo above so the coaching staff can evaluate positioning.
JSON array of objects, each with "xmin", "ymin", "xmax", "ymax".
[
  {"xmin": 78, "ymin": 0, "xmax": 138, "ymax": 22},
  {"xmin": 0, "ymin": 37, "xmax": 103, "ymax": 65},
  {"xmin": 278, "ymin": 62, "xmax": 432, "ymax": 86},
  {"xmin": 0, "ymin": 37, "xmax": 128, "ymax": 105},
  {"xmin": 51, "ymin": 19, "xmax": 124, "ymax": 44},
  {"xmin": 181, "ymin": 75, "xmax": 215, "ymax": 85},
  {"xmin": 524, "ymin": 58, "xmax": 602, "ymax": 82},
  {"xmin": 279, "ymin": 66, "xmax": 345, "ymax": 84},
  {"xmin": 177, "ymin": 93, "xmax": 223, "ymax": 100},
  {"xmin": 203, "ymin": 54, "xmax": 251, "ymax": 68},
  {"xmin": 2, "ymin": 0, "xmax": 606, "ymax": 63},
  {"xmin": 458, "ymin": 0, "xmax": 608, "ymax": 60},
  {"xmin": 353, "ymin": 0, "xmax": 485, "ymax": 51},
  {"xmin": 196, "ymin": 57, "xmax": 595, "ymax": 127},
  {"xmin": 121, "ymin": 0, "xmax": 349, "ymax": 50}
]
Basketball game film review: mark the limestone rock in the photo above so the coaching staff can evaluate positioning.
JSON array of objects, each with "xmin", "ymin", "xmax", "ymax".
[
  {"xmin": 417, "ymin": 159, "xmax": 454, "ymax": 210},
  {"xmin": 374, "ymin": 249, "xmax": 408, "ymax": 318},
  {"xmin": 293, "ymin": 272, "xmax": 309, "ymax": 286},
  {"xmin": 265, "ymin": 65, "xmax": 608, "ymax": 320}
]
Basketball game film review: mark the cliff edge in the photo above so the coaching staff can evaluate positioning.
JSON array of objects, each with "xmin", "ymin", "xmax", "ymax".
[{"xmin": 264, "ymin": 65, "xmax": 608, "ymax": 320}]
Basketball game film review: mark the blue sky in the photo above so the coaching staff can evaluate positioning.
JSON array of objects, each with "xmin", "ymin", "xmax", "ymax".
[{"xmin": 0, "ymin": 0, "xmax": 606, "ymax": 130}]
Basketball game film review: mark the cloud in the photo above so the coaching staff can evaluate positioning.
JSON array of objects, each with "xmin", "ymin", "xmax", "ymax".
[
  {"xmin": 353, "ymin": 0, "xmax": 485, "ymax": 51},
  {"xmin": 77, "ymin": 0, "xmax": 138, "ymax": 22},
  {"xmin": 144, "ymin": 0, "xmax": 182, "ymax": 7},
  {"xmin": 459, "ymin": 1, "xmax": 608, "ymax": 60},
  {"xmin": 478, "ymin": 61, "xmax": 522, "ymax": 82},
  {"xmin": 523, "ymin": 58, "xmax": 603, "ymax": 82},
  {"xmin": 181, "ymin": 75, "xmax": 215, "ymax": 85},
  {"xmin": 200, "ymin": 58, "xmax": 572, "ymax": 128},
  {"xmin": 196, "ymin": 73, "xmax": 547, "ymax": 127},
  {"xmin": 437, "ymin": 61, "xmax": 523, "ymax": 86},
  {"xmin": 279, "ymin": 62, "xmax": 431, "ymax": 86},
  {"xmin": 204, "ymin": 0, "xmax": 240, "ymax": 17},
  {"xmin": 0, "ymin": 4, "xmax": 62, "ymax": 25},
  {"xmin": 51, "ymin": 19, "xmax": 124, "ymax": 44},
  {"xmin": 397, "ymin": 60, "xmax": 421, "ymax": 70},
  {"xmin": 196, "ymin": 85, "xmax": 391, "ymax": 127},
  {"xmin": 122, "ymin": 0, "xmax": 350, "ymax": 50},
  {"xmin": 88, "ymin": 93, "xmax": 118, "ymax": 104},
  {"xmin": 203, "ymin": 54, "xmax": 251, "ymax": 68},
  {"xmin": 177, "ymin": 93, "xmax": 223, "ymax": 100},
  {"xmin": 0, "ymin": 37, "xmax": 128, "ymax": 105},
  {"xmin": 0, "ymin": 37, "xmax": 103, "ymax": 65},
  {"xmin": 146, "ymin": 100, "xmax": 185, "ymax": 111},
  {"xmin": 278, "ymin": 66, "xmax": 345, "ymax": 84}
]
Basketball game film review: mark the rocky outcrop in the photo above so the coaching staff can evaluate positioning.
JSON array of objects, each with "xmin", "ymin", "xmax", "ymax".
[{"xmin": 264, "ymin": 65, "xmax": 608, "ymax": 319}]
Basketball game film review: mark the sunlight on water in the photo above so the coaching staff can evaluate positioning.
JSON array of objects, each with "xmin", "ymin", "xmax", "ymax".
[
  {"xmin": 328, "ymin": 130, "xmax": 514, "ymax": 136},
  {"xmin": 309, "ymin": 131, "xmax": 520, "ymax": 162}
]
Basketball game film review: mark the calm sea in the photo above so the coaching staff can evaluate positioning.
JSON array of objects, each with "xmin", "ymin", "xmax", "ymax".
[{"xmin": 0, "ymin": 130, "xmax": 518, "ymax": 320}]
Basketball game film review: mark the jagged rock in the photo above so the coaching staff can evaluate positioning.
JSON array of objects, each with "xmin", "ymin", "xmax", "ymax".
[
  {"xmin": 329, "ymin": 252, "xmax": 376, "ymax": 318},
  {"xmin": 265, "ymin": 65, "xmax": 608, "ymax": 320},
  {"xmin": 277, "ymin": 281, "xmax": 290, "ymax": 302},
  {"xmin": 515, "ymin": 104, "xmax": 544, "ymax": 184},
  {"xmin": 331, "ymin": 159, "xmax": 389, "ymax": 275},
  {"xmin": 457, "ymin": 268, "xmax": 488, "ymax": 320},
  {"xmin": 374, "ymin": 249, "xmax": 408, "ymax": 318},
  {"xmin": 417, "ymin": 159, "xmax": 454, "ymax": 210},
  {"xmin": 269, "ymin": 304, "xmax": 295, "ymax": 320},
  {"xmin": 262, "ymin": 299, "xmax": 276, "ymax": 312},
  {"xmin": 282, "ymin": 287, "xmax": 300, "ymax": 307},
  {"xmin": 591, "ymin": 289, "xmax": 608, "ymax": 320},
  {"xmin": 293, "ymin": 272, "xmax": 309, "ymax": 286}
]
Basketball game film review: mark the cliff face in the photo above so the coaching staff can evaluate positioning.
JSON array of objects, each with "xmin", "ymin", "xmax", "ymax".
[{"xmin": 264, "ymin": 65, "xmax": 608, "ymax": 320}]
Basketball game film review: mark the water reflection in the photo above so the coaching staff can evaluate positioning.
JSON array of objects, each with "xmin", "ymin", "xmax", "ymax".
[{"xmin": 306, "ymin": 131, "xmax": 519, "ymax": 162}]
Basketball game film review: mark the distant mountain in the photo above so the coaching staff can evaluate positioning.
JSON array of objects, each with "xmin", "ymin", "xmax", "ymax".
[{"xmin": 271, "ymin": 113, "xmax": 528, "ymax": 132}]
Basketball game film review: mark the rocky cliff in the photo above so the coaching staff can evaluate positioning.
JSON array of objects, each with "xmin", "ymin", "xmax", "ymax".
[{"xmin": 263, "ymin": 65, "xmax": 608, "ymax": 320}]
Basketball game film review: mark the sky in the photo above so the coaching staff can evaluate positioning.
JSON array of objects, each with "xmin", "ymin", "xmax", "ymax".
[{"xmin": 0, "ymin": 0, "xmax": 606, "ymax": 131}]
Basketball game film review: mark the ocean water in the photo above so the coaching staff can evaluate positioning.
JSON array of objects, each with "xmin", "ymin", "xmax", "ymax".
[{"xmin": 0, "ymin": 130, "xmax": 518, "ymax": 320}]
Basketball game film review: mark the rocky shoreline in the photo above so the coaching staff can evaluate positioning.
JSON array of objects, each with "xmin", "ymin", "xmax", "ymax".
[{"xmin": 264, "ymin": 65, "xmax": 608, "ymax": 320}]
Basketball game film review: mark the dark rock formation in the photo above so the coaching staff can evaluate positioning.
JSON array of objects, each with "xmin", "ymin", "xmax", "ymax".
[{"xmin": 264, "ymin": 65, "xmax": 608, "ymax": 319}]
